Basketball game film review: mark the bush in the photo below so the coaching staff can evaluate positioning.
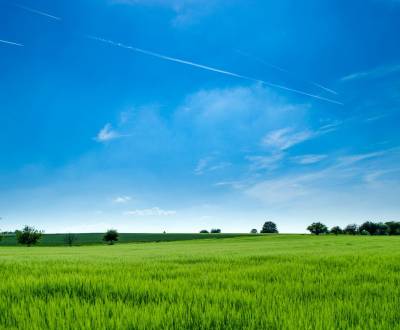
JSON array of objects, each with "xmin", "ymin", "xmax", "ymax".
[
  {"xmin": 261, "ymin": 221, "xmax": 278, "ymax": 233},
  {"xmin": 360, "ymin": 230, "xmax": 370, "ymax": 235},
  {"xmin": 103, "ymin": 229, "xmax": 119, "ymax": 245},
  {"xmin": 344, "ymin": 224, "xmax": 358, "ymax": 235},
  {"xmin": 199, "ymin": 230, "xmax": 209, "ymax": 233},
  {"xmin": 210, "ymin": 229, "xmax": 221, "ymax": 233},
  {"xmin": 307, "ymin": 222, "xmax": 328, "ymax": 235},
  {"xmin": 250, "ymin": 229, "xmax": 258, "ymax": 234},
  {"xmin": 359, "ymin": 222, "xmax": 389, "ymax": 235},
  {"xmin": 385, "ymin": 222, "xmax": 400, "ymax": 235},
  {"xmin": 330, "ymin": 226, "xmax": 343, "ymax": 235},
  {"xmin": 16, "ymin": 226, "xmax": 43, "ymax": 246},
  {"xmin": 64, "ymin": 233, "xmax": 78, "ymax": 246}
]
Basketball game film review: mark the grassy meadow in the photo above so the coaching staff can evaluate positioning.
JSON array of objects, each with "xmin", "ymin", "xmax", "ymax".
[{"xmin": 1, "ymin": 235, "xmax": 400, "ymax": 329}]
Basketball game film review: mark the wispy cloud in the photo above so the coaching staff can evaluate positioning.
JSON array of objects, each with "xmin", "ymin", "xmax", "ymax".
[
  {"xmin": 113, "ymin": 196, "xmax": 132, "ymax": 203},
  {"xmin": 124, "ymin": 207, "xmax": 176, "ymax": 216},
  {"xmin": 246, "ymin": 153, "xmax": 284, "ymax": 171},
  {"xmin": 15, "ymin": 3, "xmax": 61, "ymax": 21},
  {"xmin": 341, "ymin": 63, "xmax": 400, "ymax": 81},
  {"xmin": 95, "ymin": 124, "xmax": 121, "ymax": 142},
  {"xmin": 261, "ymin": 128, "xmax": 314, "ymax": 151},
  {"xmin": 291, "ymin": 154, "xmax": 327, "ymax": 165},
  {"xmin": 0, "ymin": 39, "xmax": 24, "ymax": 47},
  {"xmin": 236, "ymin": 49, "xmax": 338, "ymax": 96},
  {"xmin": 194, "ymin": 156, "xmax": 231, "ymax": 175},
  {"xmin": 88, "ymin": 36, "xmax": 343, "ymax": 105}
]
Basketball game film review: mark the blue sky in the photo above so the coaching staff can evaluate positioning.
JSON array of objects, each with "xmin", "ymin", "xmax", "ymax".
[{"xmin": 0, "ymin": 0, "xmax": 399, "ymax": 233}]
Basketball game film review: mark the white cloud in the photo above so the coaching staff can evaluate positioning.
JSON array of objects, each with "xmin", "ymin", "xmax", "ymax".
[
  {"xmin": 95, "ymin": 123, "xmax": 121, "ymax": 142},
  {"xmin": 124, "ymin": 207, "xmax": 176, "ymax": 216},
  {"xmin": 194, "ymin": 156, "xmax": 231, "ymax": 175},
  {"xmin": 291, "ymin": 154, "xmax": 327, "ymax": 165},
  {"xmin": 113, "ymin": 196, "xmax": 132, "ymax": 203},
  {"xmin": 246, "ymin": 153, "xmax": 284, "ymax": 171},
  {"xmin": 261, "ymin": 128, "xmax": 313, "ymax": 150},
  {"xmin": 341, "ymin": 63, "xmax": 400, "ymax": 82}
]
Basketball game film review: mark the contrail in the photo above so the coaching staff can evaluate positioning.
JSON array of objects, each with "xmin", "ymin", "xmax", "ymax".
[
  {"xmin": 236, "ymin": 50, "xmax": 338, "ymax": 96},
  {"xmin": 88, "ymin": 36, "xmax": 343, "ymax": 105},
  {"xmin": 0, "ymin": 39, "xmax": 24, "ymax": 47},
  {"xmin": 15, "ymin": 3, "xmax": 61, "ymax": 21}
]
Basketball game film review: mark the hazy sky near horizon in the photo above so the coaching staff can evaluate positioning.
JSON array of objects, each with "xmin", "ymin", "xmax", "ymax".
[{"xmin": 0, "ymin": 0, "xmax": 399, "ymax": 233}]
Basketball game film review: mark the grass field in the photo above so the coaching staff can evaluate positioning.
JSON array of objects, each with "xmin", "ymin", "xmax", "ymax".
[
  {"xmin": 0, "ymin": 233, "xmax": 247, "ymax": 246},
  {"xmin": 1, "ymin": 235, "xmax": 399, "ymax": 329}
]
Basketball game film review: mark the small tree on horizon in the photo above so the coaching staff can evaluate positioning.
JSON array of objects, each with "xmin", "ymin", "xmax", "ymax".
[
  {"xmin": 261, "ymin": 221, "xmax": 278, "ymax": 233},
  {"xmin": 307, "ymin": 222, "xmax": 328, "ymax": 235},
  {"xmin": 250, "ymin": 229, "xmax": 258, "ymax": 234},
  {"xmin": 330, "ymin": 226, "xmax": 343, "ymax": 235},
  {"xmin": 103, "ymin": 229, "xmax": 119, "ymax": 245},
  {"xmin": 16, "ymin": 226, "xmax": 43, "ymax": 246},
  {"xmin": 210, "ymin": 228, "xmax": 221, "ymax": 233},
  {"xmin": 64, "ymin": 233, "xmax": 78, "ymax": 246},
  {"xmin": 344, "ymin": 224, "xmax": 358, "ymax": 235}
]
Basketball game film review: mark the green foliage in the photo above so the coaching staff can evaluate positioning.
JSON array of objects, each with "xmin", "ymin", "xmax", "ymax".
[
  {"xmin": 261, "ymin": 221, "xmax": 278, "ymax": 233},
  {"xmin": 64, "ymin": 233, "xmax": 78, "ymax": 246},
  {"xmin": 15, "ymin": 226, "xmax": 43, "ymax": 246},
  {"xmin": 330, "ymin": 226, "xmax": 343, "ymax": 235},
  {"xmin": 385, "ymin": 222, "xmax": 400, "ymax": 235},
  {"xmin": 103, "ymin": 229, "xmax": 119, "ymax": 245},
  {"xmin": 344, "ymin": 224, "xmax": 358, "ymax": 235},
  {"xmin": 359, "ymin": 221, "xmax": 389, "ymax": 235},
  {"xmin": 250, "ymin": 229, "xmax": 258, "ymax": 234},
  {"xmin": 210, "ymin": 229, "xmax": 221, "ymax": 233},
  {"xmin": 199, "ymin": 230, "xmax": 209, "ymax": 234},
  {"xmin": 0, "ymin": 235, "xmax": 399, "ymax": 329},
  {"xmin": 307, "ymin": 222, "xmax": 328, "ymax": 235},
  {"xmin": 360, "ymin": 230, "xmax": 370, "ymax": 235}
]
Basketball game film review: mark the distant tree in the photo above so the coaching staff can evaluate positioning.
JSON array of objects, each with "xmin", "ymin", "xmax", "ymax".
[
  {"xmin": 210, "ymin": 228, "xmax": 221, "ymax": 233},
  {"xmin": 359, "ymin": 222, "xmax": 389, "ymax": 235},
  {"xmin": 385, "ymin": 222, "xmax": 400, "ymax": 235},
  {"xmin": 64, "ymin": 233, "xmax": 78, "ymax": 246},
  {"xmin": 261, "ymin": 221, "xmax": 278, "ymax": 233},
  {"xmin": 103, "ymin": 229, "xmax": 119, "ymax": 245},
  {"xmin": 250, "ymin": 229, "xmax": 258, "ymax": 234},
  {"xmin": 199, "ymin": 230, "xmax": 209, "ymax": 234},
  {"xmin": 330, "ymin": 226, "xmax": 343, "ymax": 235},
  {"xmin": 307, "ymin": 222, "xmax": 328, "ymax": 235},
  {"xmin": 16, "ymin": 226, "xmax": 43, "ymax": 246},
  {"xmin": 360, "ymin": 230, "xmax": 370, "ymax": 235},
  {"xmin": 344, "ymin": 224, "xmax": 358, "ymax": 235}
]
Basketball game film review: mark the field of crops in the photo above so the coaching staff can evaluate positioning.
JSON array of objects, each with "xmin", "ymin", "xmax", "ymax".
[
  {"xmin": 0, "ymin": 232, "xmax": 247, "ymax": 246},
  {"xmin": 1, "ymin": 235, "xmax": 399, "ymax": 329}
]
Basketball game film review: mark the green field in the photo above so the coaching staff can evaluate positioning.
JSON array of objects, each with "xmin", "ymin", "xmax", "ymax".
[
  {"xmin": 1, "ymin": 235, "xmax": 399, "ymax": 329},
  {"xmin": 0, "ymin": 233, "xmax": 247, "ymax": 246}
]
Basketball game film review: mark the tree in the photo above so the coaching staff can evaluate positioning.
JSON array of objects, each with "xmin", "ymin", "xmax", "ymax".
[
  {"xmin": 199, "ymin": 230, "xmax": 209, "ymax": 233},
  {"xmin": 261, "ymin": 221, "xmax": 278, "ymax": 233},
  {"xmin": 344, "ymin": 224, "xmax": 358, "ymax": 235},
  {"xmin": 360, "ymin": 230, "xmax": 370, "ymax": 235},
  {"xmin": 307, "ymin": 222, "xmax": 328, "ymax": 235},
  {"xmin": 16, "ymin": 226, "xmax": 43, "ymax": 246},
  {"xmin": 210, "ymin": 228, "xmax": 221, "ymax": 233},
  {"xmin": 103, "ymin": 229, "xmax": 119, "ymax": 245},
  {"xmin": 64, "ymin": 233, "xmax": 78, "ymax": 246},
  {"xmin": 385, "ymin": 222, "xmax": 400, "ymax": 235},
  {"xmin": 330, "ymin": 226, "xmax": 343, "ymax": 235},
  {"xmin": 250, "ymin": 229, "xmax": 258, "ymax": 234},
  {"xmin": 359, "ymin": 222, "xmax": 389, "ymax": 235}
]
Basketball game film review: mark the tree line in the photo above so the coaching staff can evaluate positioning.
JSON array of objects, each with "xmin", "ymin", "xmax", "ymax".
[{"xmin": 307, "ymin": 221, "xmax": 400, "ymax": 235}]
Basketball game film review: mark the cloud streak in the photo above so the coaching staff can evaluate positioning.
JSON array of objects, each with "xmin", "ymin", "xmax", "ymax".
[
  {"xmin": 0, "ymin": 39, "xmax": 24, "ymax": 47},
  {"xmin": 15, "ymin": 3, "xmax": 61, "ymax": 21},
  {"xmin": 88, "ymin": 36, "xmax": 343, "ymax": 105}
]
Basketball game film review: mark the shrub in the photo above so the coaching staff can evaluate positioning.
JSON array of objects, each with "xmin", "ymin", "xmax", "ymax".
[
  {"xmin": 250, "ymin": 229, "xmax": 258, "ymax": 234},
  {"xmin": 16, "ymin": 226, "xmax": 43, "ymax": 246},
  {"xmin": 307, "ymin": 222, "xmax": 328, "ymax": 235},
  {"xmin": 261, "ymin": 221, "xmax": 278, "ymax": 233},
  {"xmin": 330, "ymin": 226, "xmax": 343, "ymax": 235},
  {"xmin": 103, "ymin": 229, "xmax": 119, "ymax": 245},
  {"xmin": 64, "ymin": 233, "xmax": 78, "ymax": 246},
  {"xmin": 385, "ymin": 222, "xmax": 400, "ymax": 235},
  {"xmin": 199, "ymin": 230, "xmax": 209, "ymax": 233},
  {"xmin": 359, "ymin": 222, "xmax": 389, "ymax": 235},
  {"xmin": 360, "ymin": 230, "xmax": 370, "ymax": 235},
  {"xmin": 344, "ymin": 224, "xmax": 358, "ymax": 235},
  {"xmin": 210, "ymin": 229, "xmax": 221, "ymax": 233}
]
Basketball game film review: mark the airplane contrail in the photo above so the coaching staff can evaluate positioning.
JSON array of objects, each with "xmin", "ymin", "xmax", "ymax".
[
  {"xmin": 15, "ymin": 3, "xmax": 61, "ymax": 21},
  {"xmin": 88, "ymin": 36, "xmax": 343, "ymax": 105},
  {"xmin": 0, "ymin": 39, "xmax": 24, "ymax": 47},
  {"xmin": 236, "ymin": 50, "xmax": 338, "ymax": 96}
]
